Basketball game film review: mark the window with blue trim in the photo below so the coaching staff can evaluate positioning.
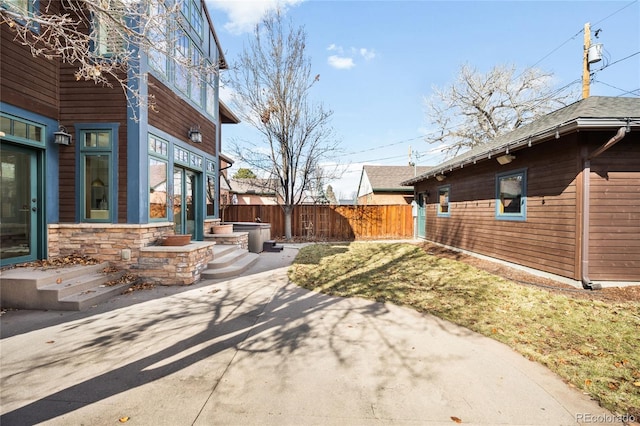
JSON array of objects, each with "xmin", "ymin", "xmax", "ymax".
[
  {"xmin": 80, "ymin": 129, "xmax": 114, "ymax": 222},
  {"xmin": 437, "ymin": 185, "xmax": 450, "ymax": 217},
  {"xmin": 1, "ymin": 0, "xmax": 39, "ymax": 31},
  {"xmin": 92, "ymin": 1, "xmax": 126, "ymax": 57},
  {"xmin": 496, "ymin": 169, "xmax": 526, "ymax": 221},
  {"xmin": 149, "ymin": 134, "xmax": 168, "ymax": 220}
]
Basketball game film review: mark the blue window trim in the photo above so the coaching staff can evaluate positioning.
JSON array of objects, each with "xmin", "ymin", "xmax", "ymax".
[
  {"xmin": 495, "ymin": 168, "xmax": 527, "ymax": 221},
  {"xmin": 436, "ymin": 185, "xmax": 451, "ymax": 217},
  {"xmin": 1, "ymin": 0, "xmax": 40, "ymax": 32},
  {"xmin": 75, "ymin": 123, "xmax": 120, "ymax": 223}
]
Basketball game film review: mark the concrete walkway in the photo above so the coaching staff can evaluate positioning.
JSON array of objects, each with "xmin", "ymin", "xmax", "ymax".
[{"xmin": 0, "ymin": 244, "xmax": 623, "ymax": 425}]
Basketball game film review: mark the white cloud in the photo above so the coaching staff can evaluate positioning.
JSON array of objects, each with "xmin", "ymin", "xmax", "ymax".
[
  {"xmin": 359, "ymin": 48, "xmax": 376, "ymax": 60},
  {"xmin": 207, "ymin": 0, "xmax": 303, "ymax": 35},
  {"xmin": 328, "ymin": 55, "xmax": 355, "ymax": 70},
  {"xmin": 326, "ymin": 44, "xmax": 376, "ymax": 70}
]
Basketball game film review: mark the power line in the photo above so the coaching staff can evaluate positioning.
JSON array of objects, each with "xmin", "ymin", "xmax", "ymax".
[{"xmin": 593, "ymin": 0, "xmax": 638, "ymax": 26}]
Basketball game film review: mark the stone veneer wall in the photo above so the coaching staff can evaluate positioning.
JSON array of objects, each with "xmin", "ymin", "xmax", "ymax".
[
  {"xmin": 204, "ymin": 232, "xmax": 249, "ymax": 250},
  {"xmin": 138, "ymin": 242, "xmax": 215, "ymax": 285},
  {"xmin": 47, "ymin": 222, "xmax": 175, "ymax": 270}
]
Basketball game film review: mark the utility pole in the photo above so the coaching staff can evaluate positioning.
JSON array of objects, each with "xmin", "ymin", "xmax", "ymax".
[{"xmin": 582, "ymin": 22, "xmax": 591, "ymax": 99}]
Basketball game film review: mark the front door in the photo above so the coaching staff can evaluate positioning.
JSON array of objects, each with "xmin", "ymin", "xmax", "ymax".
[
  {"xmin": 416, "ymin": 192, "xmax": 426, "ymax": 239},
  {"xmin": 0, "ymin": 143, "xmax": 40, "ymax": 266},
  {"xmin": 173, "ymin": 167, "xmax": 197, "ymax": 237}
]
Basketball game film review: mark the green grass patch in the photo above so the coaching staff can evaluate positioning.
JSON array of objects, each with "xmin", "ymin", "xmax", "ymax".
[{"xmin": 288, "ymin": 242, "xmax": 640, "ymax": 418}]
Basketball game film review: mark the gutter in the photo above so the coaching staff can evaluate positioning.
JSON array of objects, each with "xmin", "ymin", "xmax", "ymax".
[{"xmin": 581, "ymin": 126, "xmax": 627, "ymax": 290}]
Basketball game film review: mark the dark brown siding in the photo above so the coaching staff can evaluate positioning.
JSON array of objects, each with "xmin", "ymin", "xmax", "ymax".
[
  {"xmin": 58, "ymin": 66, "xmax": 129, "ymax": 223},
  {"xmin": 0, "ymin": 4, "xmax": 60, "ymax": 119},
  {"xmin": 148, "ymin": 75, "xmax": 217, "ymax": 156},
  {"xmin": 416, "ymin": 136, "xmax": 582, "ymax": 280},
  {"xmin": 588, "ymin": 131, "xmax": 640, "ymax": 281}
]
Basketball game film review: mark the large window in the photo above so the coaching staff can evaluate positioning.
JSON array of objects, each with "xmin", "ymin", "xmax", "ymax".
[
  {"xmin": 93, "ymin": 1, "xmax": 125, "ymax": 56},
  {"xmin": 437, "ymin": 185, "xmax": 450, "ymax": 217},
  {"xmin": 81, "ymin": 130, "xmax": 113, "ymax": 222},
  {"xmin": 181, "ymin": 0, "xmax": 203, "ymax": 39},
  {"xmin": 148, "ymin": 2, "xmax": 168, "ymax": 77},
  {"xmin": 149, "ymin": 135, "xmax": 168, "ymax": 220},
  {"xmin": 496, "ymin": 169, "xmax": 526, "ymax": 221}
]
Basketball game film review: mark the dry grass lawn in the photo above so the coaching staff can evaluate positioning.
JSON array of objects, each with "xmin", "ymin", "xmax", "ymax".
[{"xmin": 288, "ymin": 242, "xmax": 640, "ymax": 419}]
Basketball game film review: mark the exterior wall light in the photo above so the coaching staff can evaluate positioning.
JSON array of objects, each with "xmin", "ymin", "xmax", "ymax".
[
  {"xmin": 54, "ymin": 125, "xmax": 72, "ymax": 145},
  {"xmin": 435, "ymin": 174, "xmax": 446, "ymax": 181},
  {"xmin": 496, "ymin": 154, "xmax": 516, "ymax": 165},
  {"xmin": 188, "ymin": 125, "xmax": 202, "ymax": 143}
]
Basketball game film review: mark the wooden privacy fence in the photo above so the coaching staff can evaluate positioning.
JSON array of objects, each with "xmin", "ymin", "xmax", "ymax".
[{"xmin": 222, "ymin": 204, "xmax": 414, "ymax": 241}]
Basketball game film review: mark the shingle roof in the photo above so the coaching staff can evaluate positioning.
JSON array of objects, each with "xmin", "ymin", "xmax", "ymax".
[
  {"xmin": 229, "ymin": 178, "xmax": 278, "ymax": 195},
  {"xmin": 363, "ymin": 165, "xmax": 432, "ymax": 191},
  {"xmin": 403, "ymin": 96, "xmax": 640, "ymax": 185}
]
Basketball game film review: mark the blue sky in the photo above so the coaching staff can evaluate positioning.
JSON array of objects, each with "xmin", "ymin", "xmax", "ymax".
[{"xmin": 206, "ymin": 0, "xmax": 640, "ymax": 198}]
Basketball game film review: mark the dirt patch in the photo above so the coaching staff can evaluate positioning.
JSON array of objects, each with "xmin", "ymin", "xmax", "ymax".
[{"xmin": 413, "ymin": 241, "xmax": 640, "ymax": 304}]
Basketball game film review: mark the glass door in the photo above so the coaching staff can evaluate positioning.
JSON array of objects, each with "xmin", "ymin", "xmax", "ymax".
[
  {"xmin": 417, "ymin": 192, "xmax": 426, "ymax": 238},
  {"xmin": 173, "ymin": 167, "xmax": 197, "ymax": 237},
  {"xmin": 0, "ymin": 143, "xmax": 39, "ymax": 265}
]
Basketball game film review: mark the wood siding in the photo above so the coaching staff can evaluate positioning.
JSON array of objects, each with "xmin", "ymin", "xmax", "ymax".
[
  {"xmin": 588, "ymin": 131, "xmax": 640, "ymax": 281},
  {"xmin": 223, "ymin": 204, "xmax": 414, "ymax": 240},
  {"xmin": 148, "ymin": 75, "xmax": 217, "ymax": 156},
  {"xmin": 58, "ymin": 65, "xmax": 129, "ymax": 223},
  {"xmin": 415, "ymin": 136, "xmax": 582, "ymax": 280},
  {"xmin": 0, "ymin": 4, "xmax": 60, "ymax": 119}
]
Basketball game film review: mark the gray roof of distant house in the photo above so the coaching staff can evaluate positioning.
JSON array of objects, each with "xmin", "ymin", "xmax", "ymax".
[
  {"xmin": 363, "ymin": 165, "xmax": 432, "ymax": 191},
  {"xmin": 403, "ymin": 96, "xmax": 640, "ymax": 185}
]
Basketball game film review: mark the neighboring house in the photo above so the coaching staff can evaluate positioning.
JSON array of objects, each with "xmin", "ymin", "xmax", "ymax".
[
  {"xmin": 228, "ymin": 178, "xmax": 282, "ymax": 205},
  {"xmin": 357, "ymin": 165, "xmax": 431, "ymax": 205},
  {"xmin": 403, "ymin": 96, "xmax": 640, "ymax": 287},
  {"xmin": 0, "ymin": 1, "xmax": 236, "ymax": 268}
]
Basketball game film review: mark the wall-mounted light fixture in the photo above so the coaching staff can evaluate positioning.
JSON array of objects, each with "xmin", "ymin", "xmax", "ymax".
[
  {"xmin": 54, "ymin": 125, "xmax": 72, "ymax": 145},
  {"xmin": 435, "ymin": 174, "xmax": 446, "ymax": 181},
  {"xmin": 188, "ymin": 125, "xmax": 202, "ymax": 143},
  {"xmin": 496, "ymin": 154, "xmax": 516, "ymax": 165}
]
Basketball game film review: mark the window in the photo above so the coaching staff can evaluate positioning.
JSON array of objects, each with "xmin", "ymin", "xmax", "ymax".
[
  {"xmin": 93, "ymin": 1, "xmax": 126, "ymax": 56},
  {"xmin": 174, "ymin": 30, "xmax": 190, "ymax": 95},
  {"xmin": 205, "ymin": 63, "xmax": 218, "ymax": 118},
  {"xmin": 80, "ymin": 130, "xmax": 114, "ymax": 222},
  {"xmin": 0, "ymin": 113, "xmax": 44, "ymax": 146},
  {"xmin": 1, "ymin": 0, "xmax": 32, "ymax": 13},
  {"xmin": 148, "ymin": 2, "xmax": 168, "ymax": 77},
  {"xmin": 181, "ymin": 0, "xmax": 203, "ymax": 39},
  {"xmin": 496, "ymin": 169, "xmax": 526, "ymax": 221},
  {"xmin": 190, "ymin": 47, "xmax": 202, "ymax": 105},
  {"xmin": 149, "ymin": 135, "xmax": 168, "ymax": 220},
  {"xmin": 437, "ymin": 185, "xmax": 450, "ymax": 217}
]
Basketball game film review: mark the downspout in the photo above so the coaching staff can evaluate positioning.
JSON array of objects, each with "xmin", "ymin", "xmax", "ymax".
[{"xmin": 581, "ymin": 126, "xmax": 627, "ymax": 290}]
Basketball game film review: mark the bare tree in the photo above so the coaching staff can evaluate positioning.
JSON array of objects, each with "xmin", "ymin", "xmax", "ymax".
[
  {"xmin": 1, "ymin": 0, "xmax": 219, "ymax": 119},
  {"xmin": 423, "ymin": 63, "xmax": 578, "ymax": 158},
  {"xmin": 227, "ymin": 9, "xmax": 339, "ymax": 240}
]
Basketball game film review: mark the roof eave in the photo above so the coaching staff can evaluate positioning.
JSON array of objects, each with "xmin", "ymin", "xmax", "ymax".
[{"xmin": 403, "ymin": 117, "xmax": 636, "ymax": 186}]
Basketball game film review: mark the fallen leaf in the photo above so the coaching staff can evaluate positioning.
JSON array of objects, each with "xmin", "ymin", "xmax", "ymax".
[
  {"xmin": 450, "ymin": 416, "xmax": 462, "ymax": 423},
  {"xmin": 56, "ymin": 278, "xmax": 62, "ymax": 284},
  {"xmin": 585, "ymin": 379, "xmax": 592, "ymax": 386},
  {"xmin": 46, "ymin": 341, "xmax": 55, "ymax": 344},
  {"xmin": 607, "ymin": 382, "xmax": 618, "ymax": 390},
  {"xmin": 633, "ymin": 382, "xmax": 640, "ymax": 387},
  {"xmin": 119, "ymin": 416, "xmax": 129, "ymax": 423}
]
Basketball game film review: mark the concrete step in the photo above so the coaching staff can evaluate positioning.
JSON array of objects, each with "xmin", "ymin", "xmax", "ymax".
[
  {"xmin": 207, "ymin": 247, "xmax": 251, "ymax": 270},
  {"xmin": 201, "ymin": 249, "xmax": 259, "ymax": 280},
  {"xmin": 57, "ymin": 279, "xmax": 134, "ymax": 311},
  {"xmin": 0, "ymin": 263, "xmax": 135, "ymax": 311}
]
